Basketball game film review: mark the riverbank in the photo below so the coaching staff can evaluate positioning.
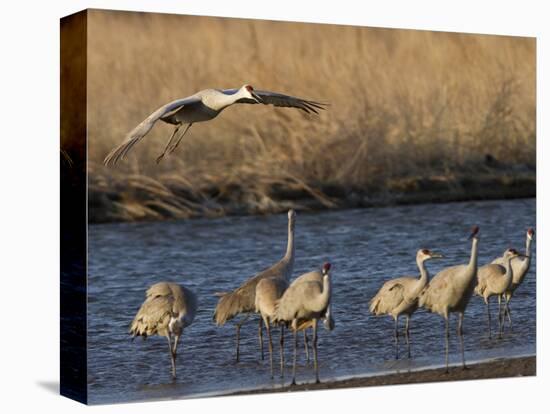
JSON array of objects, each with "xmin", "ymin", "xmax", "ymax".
[
  {"xmin": 230, "ymin": 356, "xmax": 535, "ymax": 396},
  {"xmin": 88, "ymin": 165, "xmax": 535, "ymax": 223}
]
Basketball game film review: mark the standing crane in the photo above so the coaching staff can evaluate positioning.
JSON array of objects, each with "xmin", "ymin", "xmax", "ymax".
[
  {"xmin": 419, "ymin": 226, "xmax": 480, "ymax": 373},
  {"xmin": 255, "ymin": 277, "xmax": 289, "ymax": 378},
  {"xmin": 103, "ymin": 85, "xmax": 327, "ymax": 165},
  {"xmin": 213, "ymin": 209, "xmax": 296, "ymax": 362},
  {"xmin": 491, "ymin": 228, "xmax": 534, "ymax": 327},
  {"xmin": 284, "ymin": 269, "xmax": 336, "ymax": 366},
  {"xmin": 274, "ymin": 263, "xmax": 333, "ymax": 385},
  {"xmin": 130, "ymin": 282, "xmax": 198, "ymax": 378},
  {"xmin": 475, "ymin": 249, "xmax": 526, "ymax": 338},
  {"xmin": 369, "ymin": 249, "xmax": 443, "ymax": 359}
]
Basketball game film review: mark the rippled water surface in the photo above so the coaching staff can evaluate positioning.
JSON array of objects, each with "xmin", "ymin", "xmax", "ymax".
[{"xmin": 88, "ymin": 199, "xmax": 536, "ymax": 404}]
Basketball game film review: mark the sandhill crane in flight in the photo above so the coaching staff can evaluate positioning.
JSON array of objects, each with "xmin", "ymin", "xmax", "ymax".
[
  {"xmin": 213, "ymin": 209, "xmax": 296, "ymax": 362},
  {"xmin": 419, "ymin": 226, "xmax": 480, "ymax": 373},
  {"xmin": 475, "ymin": 249, "xmax": 526, "ymax": 338},
  {"xmin": 370, "ymin": 249, "xmax": 443, "ymax": 359},
  {"xmin": 103, "ymin": 85, "xmax": 327, "ymax": 165},
  {"xmin": 255, "ymin": 277, "xmax": 289, "ymax": 378},
  {"xmin": 274, "ymin": 263, "xmax": 333, "ymax": 385},
  {"xmin": 491, "ymin": 228, "xmax": 534, "ymax": 327},
  {"xmin": 130, "ymin": 282, "xmax": 198, "ymax": 378}
]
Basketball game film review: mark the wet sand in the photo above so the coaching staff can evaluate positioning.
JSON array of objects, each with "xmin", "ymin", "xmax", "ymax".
[{"xmin": 231, "ymin": 356, "xmax": 535, "ymax": 396}]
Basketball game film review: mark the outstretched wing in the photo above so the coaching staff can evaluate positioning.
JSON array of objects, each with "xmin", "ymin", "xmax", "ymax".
[
  {"xmin": 103, "ymin": 96, "xmax": 200, "ymax": 166},
  {"xmin": 223, "ymin": 89, "xmax": 328, "ymax": 114}
]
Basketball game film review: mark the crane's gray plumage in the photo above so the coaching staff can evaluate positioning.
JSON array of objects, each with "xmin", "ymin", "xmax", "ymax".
[
  {"xmin": 213, "ymin": 209, "xmax": 296, "ymax": 362},
  {"xmin": 130, "ymin": 282, "xmax": 197, "ymax": 378},
  {"xmin": 103, "ymin": 85, "xmax": 327, "ymax": 166},
  {"xmin": 370, "ymin": 249, "xmax": 443, "ymax": 359},
  {"xmin": 274, "ymin": 263, "xmax": 332, "ymax": 385},
  {"xmin": 419, "ymin": 226, "xmax": 480, "ymax": 372},
  {"xmin": 475, "ymin": 249, "xmax": 525, "ymax": 338},
  {"xmin": 490, "ymin": 228, "xmax": 534, "ymax": 327}
]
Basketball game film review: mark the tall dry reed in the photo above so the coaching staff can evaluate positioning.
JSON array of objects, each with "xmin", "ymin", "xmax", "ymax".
[{"xmin": 83, "ymin": 10, "xmax": 535, "ymax": 221}]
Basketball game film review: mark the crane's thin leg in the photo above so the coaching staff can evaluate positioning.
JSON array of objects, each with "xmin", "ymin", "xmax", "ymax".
[
  {"xmin": 291, "ymin": 328, "xmax": 298, "ymax": 385},
  {"xmin": 504, "ymin": 293, "xmax": 513, "ymax": 329},
  {"xmin": 172, "ymin": 334, "xmax": 180, "ymax": 358},
  {"xmin": 265, "ymin": 319, "xmax": 274, "ymax": 378},
  {"xmin": 304, "ymin": 330, "xmax": 310, "ymax": 363},
  {"xmin": 156, "ymin": 124, "xmax": 181, "ymax": 164},
  {"xmin": 235, "ymin": 324, "xmax": 241, "ymax": 363},
  {"xmin": 486, "ymin": 298, "xmax": 492, "ymax": 339},
  {"xmin": 235, "ymin": 314, "xmax": 250, "ymax": 363},
  {"xmin": 312, "ymin": 320, "xmax": 320, "ymax": 384},
  {"xmin": 458, "ymin": 312, "xmax": 466, "ymax": 370},
  {"xmin": 167, "ymin": 335, "xmax": 176, "ymax": 379},
  {"xmin": 259, "ymin": 317, "xmax": 264, "ymax": 361},
  {"xmin": 497, "ymin": 295, "xmax": 504, "ymax": 338},
  {"xmin": 279, "ymin": 325, "xmax": 285, "ymax": 377},
  {"xmin": 444, "ymin": 316, "xmax": 449, "ymax": 374},
  {"xmin": 167, "ymin": 123, "xmax": 193, "ymax": 155},
  {"xmin": 405, "ymin": 315, "xmax": 411, "ymax": 359},
  {"xmin": 394, "ymin": 317, "xmax": 399, "ymax": 360}
]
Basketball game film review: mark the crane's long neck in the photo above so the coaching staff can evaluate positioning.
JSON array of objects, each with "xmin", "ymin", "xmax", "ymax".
[
  {"xmin": 310, "ymin": 274, "xmax": 331, "ymax": 313},
  {"xmin": 504, "ymin": 256, "xmax": 515, "ymax": 285},
  {"xmin": 212, "ymin": 89, "xmax": 246, "ymax": 111},
  {"xmin": 283, "ymin": 219, "xmax": 295, "ymax": 271},
  {"xmin": 282, "ymin": 219, "xmax": 294, "ymax": 281},
  {"xmin": 468, "ymin": 237, "xmax": 479, "ymax": 271},
  {"xmin": 522, "ymin": 236, "xmax": 533, "ymax": 270},
  {"xmin": 417, "ymin": 257, "xmax": 429, "ymax": 286}
]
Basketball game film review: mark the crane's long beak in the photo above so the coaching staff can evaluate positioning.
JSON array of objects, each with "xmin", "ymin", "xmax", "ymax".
[
  {"xmin": 430, "ymin": 253, "xmax": 444, "ymax": 259},
  {"xmin": 251, "ymin": 92, "xmax": 264, "ymax": 104}
]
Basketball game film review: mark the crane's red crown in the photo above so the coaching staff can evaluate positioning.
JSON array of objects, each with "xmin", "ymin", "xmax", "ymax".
[
  {"xmin": 421, "ymin": 249, "xmax": 430, "ymax": 255},
  {"xmin": 471, "ymin": 226, "xmax": 480, "ymax": 235},
  {"xmin": 322, "ymin": 262, "xmax": 331, "ymax": 272},
  {"xmin": 245, "ymin": 85, "xmax": 254, "ymax": 92},
  {"xmin": 528, "ymin": 228, "xmax": 535, "ymax": 236}
]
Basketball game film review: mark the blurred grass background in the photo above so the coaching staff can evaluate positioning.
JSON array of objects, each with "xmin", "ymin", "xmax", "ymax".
[{"xmin": 81, "ymin": 10, "xmax": 535, "ymax": 222}]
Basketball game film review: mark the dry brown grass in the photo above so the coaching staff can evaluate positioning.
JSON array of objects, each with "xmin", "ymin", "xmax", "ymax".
[{"xmin": 83, "ymin": 10, "xmax": 536, "ymax": 222}]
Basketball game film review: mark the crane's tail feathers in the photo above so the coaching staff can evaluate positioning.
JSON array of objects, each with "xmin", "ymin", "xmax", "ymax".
[
  {"xmin": 368, "ymin": 295, "xmax": 381, "ymax": 315},
  {"xmin": 474, "ymin": 284, "xmax": 485, "ymax": 297},
  {"xmin": 213, "ymin": 290, "xmax": 249, "ymax": 325}
]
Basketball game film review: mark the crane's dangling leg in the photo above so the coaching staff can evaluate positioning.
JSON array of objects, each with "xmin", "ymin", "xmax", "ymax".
[
  {"xmin": 405, "ymin": 315, "xmax": 411, "ymax": 359},
  {"xmin": 259, "ymin": 317, "xmax": 264, "ymax": 361},
  {"xmin": 312, "ymin": 320, "xmax": 320, "ymax": 384},
  {"xmin": 166, "ymin": 123, "xmax": 193, "ymax": 155},
  {"xmin": 458, "ymin": 312, "xmax": 467, "ymax": 370},
  {"xmin": 167, "ymin": 334, "xmax": 177, "ymax": 379},
  {"xmin": 265, "ymin": 319, "xmax": 274, "ymax": 378},
  {"xmin": 235, "ymin": 314, "xmax": 250, "ymax": 363},
  {"xmin": 156, "ymin": 124, "xmax": 181, "ymax": 164},
  {"xmin": 444, "ymin": 316, "xmax": 450, "ymax": 374},
  {"xmin": 291, "ymin": 327, "xmax": 298, "ymax": 385},
  {"xmin": 394, "ymin": 317, "xmax": 399, "ymax": 360},
  {"xmin": 304, "ymin": 330, "xmax": 310, "ymax": 363},
  {"xmin": 279, "ymin": 325, "xmax": 285, "ymax": 377},
  {"xmin": 486, "ymin": 298, "xmax": 492, "ymax": 339}
]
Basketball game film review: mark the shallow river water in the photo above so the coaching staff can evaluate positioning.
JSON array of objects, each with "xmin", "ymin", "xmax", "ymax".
[{"xmin": 88, "ymin": 198, "xmax": 536, "ymax": 404}]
